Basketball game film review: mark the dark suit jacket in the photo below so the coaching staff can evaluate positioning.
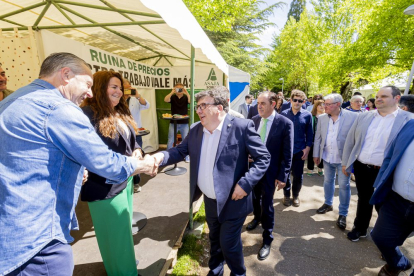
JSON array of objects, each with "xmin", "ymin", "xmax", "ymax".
[
  {"xmin": 370, "ymin": 120, "xmax": 414, "ymax": 205},
  {"xmin": 247, "ymin": 103, "xmax": 259, "ymax": 119},
  {"xmin": 81, "ymin": 106, "xmax": 139, "ymax": 201},
  {"xmin": 252, "ymin": 113, "xmax": 294, "ymax": 184},
  {"xmin": 160, "ymin": 114, "xmax": 270, "ymax": 222}
]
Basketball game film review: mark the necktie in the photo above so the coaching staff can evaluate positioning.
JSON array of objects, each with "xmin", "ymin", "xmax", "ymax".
[
  {"xmin": 260, "ymin": 118, "xmax": 268, "ymax": 142},
  {"xmin": 247, "ymin": 105, "xmax": 250, "ymax": 112}
]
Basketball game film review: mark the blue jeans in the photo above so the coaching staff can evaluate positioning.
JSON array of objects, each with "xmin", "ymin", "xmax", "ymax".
[
  {"xmin": 167, "ymin": 123, "xmax": 189, "ymax": 149},
  {"xmin": 371, "ymin": 191, "xmax": 414, "ymax": 272},
  {"xmin": 323, "ymin": 160, "xmax": 351, "ymax": 216}
]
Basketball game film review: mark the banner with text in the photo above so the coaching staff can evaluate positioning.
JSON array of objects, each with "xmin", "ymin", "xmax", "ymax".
[{"xmin": 40, "ymin": 30, "xmax": 223, "ymax": 89}]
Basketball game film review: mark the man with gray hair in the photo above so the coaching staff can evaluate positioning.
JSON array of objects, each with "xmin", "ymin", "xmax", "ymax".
[
  {"xmin": 152, "ymin": 87, "xmax": 270, "ymax": 276},
  {"xmin": 0, "ymin": 52, "xmax": 157, "ymax": 275},
  {"xmin": 313, "ymin": 94, "xmax": 358, "ymax": 230},
  {"xmin": 345, "ymin": 95, "xmax": 365, "ymax": 113},
  {"xmin": 342, "ymin": 85, "xmax": 414, "ymax": 242},
  {"xmin": 0, "ymin": 63, "xmax": 14, "ymax": 101}
]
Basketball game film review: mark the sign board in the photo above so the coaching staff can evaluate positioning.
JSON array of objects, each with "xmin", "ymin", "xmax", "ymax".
[{"xmin": 40, "ymin": 30, "xmax": 223, "ymax": 89}]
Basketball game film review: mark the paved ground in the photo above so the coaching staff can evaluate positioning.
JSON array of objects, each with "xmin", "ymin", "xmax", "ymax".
[
  {"xmin": 71, "ymin": 162, "xmax": 414, "ymax": 276},
  {"xmin": 71, "ymin": 161, "xmax": 191, "ymax": 276},
  {"xmin": 216, "ymin": 173, "xmax": 414, "ymax": 276}
]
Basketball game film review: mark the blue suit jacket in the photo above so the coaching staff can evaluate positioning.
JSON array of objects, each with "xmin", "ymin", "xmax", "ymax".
[
  {"xmin": 252, "ymin": 114, "xmax": 293, "ymax": 184},
  {"xmin": 160, "ymin": 114, "xmax": 271, "ymax": 222},
  {"xmin": 247, "ymin": 103, "xmax": 259, "ymax": 119},
  {"xmin": 370, "ymin": 120, "xmax": 414, "ymax": 205}
]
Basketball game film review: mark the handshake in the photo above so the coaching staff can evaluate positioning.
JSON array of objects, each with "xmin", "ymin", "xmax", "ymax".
[{"xmin": 132, "ymin": 149, "xmax": 165, "ymax": 177}]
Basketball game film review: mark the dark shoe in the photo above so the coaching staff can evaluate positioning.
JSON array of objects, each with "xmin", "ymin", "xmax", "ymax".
[
  {"xmin": 282, "ymin": 197, "xmax": 291, "ymax": 206},
  {"xmin": 336, "ymin": 215, "xmax": 346, "ymax": 230},
  {"xmin": 292, "ymin": 197, "xmax": 300, "ymax": 207},
  {"xmin": 347, "ymin": 229, "xmax": 367, "ymax": 242},
  {"xmin": 378, "ymin": 263, "xmax": 412, "ymax": 276},
  {"xmin": 258, "ymin": 244, "xmax": 271, "ymax": 261},
  {"xmin": 316, "ymin": 204, "xmax": 333, "ymax": 214},
  {"xmin": 246, "ymin": 219, "xmax": 260, "ymax": 231}
]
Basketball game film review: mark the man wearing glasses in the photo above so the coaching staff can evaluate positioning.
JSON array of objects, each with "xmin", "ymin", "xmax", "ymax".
[
  {"xmin": 281, "ymin": 89, "xmax": 313, "ymax": 207},
  {"xmin": 152, "ymin": 87, "xmax": 270, "ymax": 276},
  {"xmin": 313, "ymin": 94, "xmax": 358, "ymax": 230}
]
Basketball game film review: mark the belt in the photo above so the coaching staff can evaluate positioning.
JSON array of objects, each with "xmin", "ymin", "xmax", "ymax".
[
  {"xmin": 392, "ymin": 191, "xmax": 414, "ymax": 205},
  {"xmin": 357, "ymin": 160, "xmax": 381, "ymax": 170}
]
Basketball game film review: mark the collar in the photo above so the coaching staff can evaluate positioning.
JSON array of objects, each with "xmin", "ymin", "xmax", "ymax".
[
  {"xmin": 374, "ymin": 108, "xmax": 399, "ymax": 118},
  {"xmin": 262, "ymin": 110, "xmax": 276, "ymax": 122},
  {"xmin": 33, "ymin": 79, "xmax": 63, "ymax": 98},
  {"xmin": 328, "ymin": 108, "xmax": 342, "ymax": 119},
  {"xmin": 203, "ymin": 115, "xmax": 225, "ymax": 134}
]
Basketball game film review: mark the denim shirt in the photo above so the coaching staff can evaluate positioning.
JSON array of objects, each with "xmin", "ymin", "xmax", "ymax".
[
  {"xmin": 0, "ymin": 79, "xmax": 138, "ymax": 275},
  {"xmin": 281, "ymin": 108, "xmax": 314, "ymax": 154}
]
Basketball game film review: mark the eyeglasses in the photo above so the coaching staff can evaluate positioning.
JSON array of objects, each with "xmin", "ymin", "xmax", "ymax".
[
  {"xmin": 325, "ymin": 102, "xmax": 339, "ymax": 107},
  {"xmin": 292, "ymin": 99, "xmax": 304, "ymax": 103},
  {"xmin": 195, "ymin": 103, "xmax": 217, "ymax": 111}
]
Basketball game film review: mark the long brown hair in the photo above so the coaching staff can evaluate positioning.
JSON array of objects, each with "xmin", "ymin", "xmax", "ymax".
[
  {"xmin": 311, "ymin": 100, "xmax": 325, "ymax": 116},
  {"xmin": 81, "ymin": 71, "xmax": 138, "ymax": 138}
]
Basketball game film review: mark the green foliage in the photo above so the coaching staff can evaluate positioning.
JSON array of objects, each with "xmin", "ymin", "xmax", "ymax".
[
  {"xmin": 193, "ymin": 202, "xmax": 205, "ymax": 223},
  {"xmin": 171, "ymin": 203, "xmax": 206, "ymax": 275},
  {"xmin": 182, "ymin": 0, "xmax": 256, "ymax": 32},
  {"xmin": 170, "ymin": 234, "xmax": 203, "ymax": 276},
  {"xmin": 287, "ymin": 0, "xmax": 306, "ymax": 22},
  {"xmin": 184, "ymin": 0, "xmax": 285, "ymax": 90},
  {"xmin": 260, "ymin": 0, "xmax": 414, "ymax": 98}
]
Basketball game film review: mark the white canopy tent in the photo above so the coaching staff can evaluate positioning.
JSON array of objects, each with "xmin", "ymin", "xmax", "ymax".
[
  {"xmin": 0, "ymin": 0, "xmax": 247, "ymax": 154},
  {"xmin": 0, "ymin": 0, "xmax": 228, "ymax": 73}
]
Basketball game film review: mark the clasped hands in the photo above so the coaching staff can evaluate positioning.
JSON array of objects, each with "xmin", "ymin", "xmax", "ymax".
[{"xmin": 132, "ymin": 150, "xmax": 164, "ymax": 177}]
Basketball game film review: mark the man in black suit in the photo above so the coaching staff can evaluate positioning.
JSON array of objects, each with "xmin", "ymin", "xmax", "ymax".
[
  {"xmin": 246, "ymin": 91, "xmax": 293, "ymax": 260},
  {"xmin": 153, "ymin": 87, "xmax": 270, "ymax": 276}
]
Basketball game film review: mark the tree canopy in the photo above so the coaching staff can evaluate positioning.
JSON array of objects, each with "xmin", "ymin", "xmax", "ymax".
[
  {"xmin": 287, "ymin": 0, "xmax": 306, "ymax": 22},
  {"xmin": 259, "ymin": 0, "xmax": 414, "ymax": 98},
  {"xmin": 183, "ymin": 0, "xmax": 284, "ymax": 89}
]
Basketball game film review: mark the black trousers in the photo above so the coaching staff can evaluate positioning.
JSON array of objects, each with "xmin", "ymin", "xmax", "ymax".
[
  {"xmin": 204, "ymin": 196, "xmax": 246, "ymax": 276},
  {"xmin": 352, "ymin": 160, "xmax": 380, "ymax": 232},
  {"xmin": 252, "ymin": 178, "xmax": 277, "ymax": 245},
  {"xmin": 307, "ymin": 145, "xmax": 323, "ymax": 170},
  {"xmin": 283, "ymin": 151, "xmax": 305, "ymax": 198}
]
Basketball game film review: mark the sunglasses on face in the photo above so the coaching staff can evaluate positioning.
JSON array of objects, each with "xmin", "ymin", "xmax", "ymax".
[{"xmin": 292, "ymin": 99, "xmax": 304, "ymax": 103}]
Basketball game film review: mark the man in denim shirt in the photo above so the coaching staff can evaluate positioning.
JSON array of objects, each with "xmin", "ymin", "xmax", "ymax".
[
  {"xmin": 0, "ymin": 53, "xmax": 156, "ymax": 276},
  {"xmin": 281, "ymin": 89, "xmax": 313, "ymax": 207}
]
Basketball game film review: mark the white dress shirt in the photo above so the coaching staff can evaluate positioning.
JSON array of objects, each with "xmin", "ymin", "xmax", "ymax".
[
  {"xmin": 197, "ymin": 118, "xmax": 225, "ymax": 199},
  {"xmin": 392, "ymin": 139, "xmax": 414, "ymax": 202},
  {"xmin": 128, "ymin": 96, "xmax": 150, "ymax": 128},
  {"xmin": 257, "ymin": 110, "xmax": 276, "ymax": 144},
  {"xmin": 358, "ymin": 109, "xmax": 398, "ymax": 166},
  {"xmin": 322, "ymin": 114, "xmax": 342, "ymax": 164}
]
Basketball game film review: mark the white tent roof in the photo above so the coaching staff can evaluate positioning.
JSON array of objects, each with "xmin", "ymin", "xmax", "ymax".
[{"xmin": 0, "ymin": 0, "xmax": 229, "ymax": 74}]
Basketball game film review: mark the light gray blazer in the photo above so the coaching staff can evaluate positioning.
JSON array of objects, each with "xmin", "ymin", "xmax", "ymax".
[
  {"xmin": 237, "ymin": 103, "xmax": 249, "ymax": 119},
  {"xmin": 313, "ymin": 109, "xmax": 358, "ymax": 162},
  {"xmin": 341, "ymin": 109, "xmax": 414, "ymax": 172}
]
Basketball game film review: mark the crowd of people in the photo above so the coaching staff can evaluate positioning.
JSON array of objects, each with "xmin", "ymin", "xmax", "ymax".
[{"xmin": 1, "ymin": 52, "xmax": 414, "ymax": 276}]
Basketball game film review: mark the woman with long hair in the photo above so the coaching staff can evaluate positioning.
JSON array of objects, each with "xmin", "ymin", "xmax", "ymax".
[
  {"xmin": 365, "ymin": 98, "xmax": 376, "ymax": 111},
  {"xmin": 307, "ymin": 100, "xmax": 325, "ymax": 176},
  {"xmin": 275, "ymin": 97, "xmax": 284, "ymax": 114},
  {"xmin": 80, "ymin": 71, "xmax": 140, "ymax": 276}
]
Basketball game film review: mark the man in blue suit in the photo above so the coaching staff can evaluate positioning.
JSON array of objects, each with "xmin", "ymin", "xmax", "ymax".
[
  {"xmin": 153, "ymin": 87, "xmax": 270, "ymax": 276},
  {"xmin": 370, "ymin": 120, "xmax": 414, "ymax": 276},
  {"xmin": 245, "ymin": 91, "xmax": 293, "ymax": 261}
]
